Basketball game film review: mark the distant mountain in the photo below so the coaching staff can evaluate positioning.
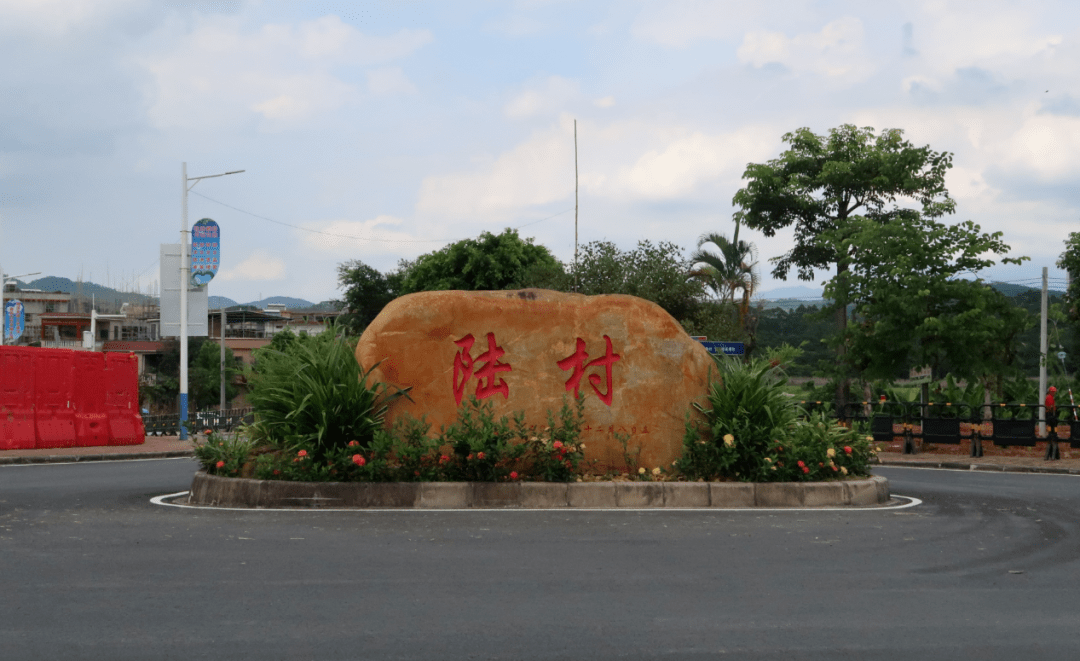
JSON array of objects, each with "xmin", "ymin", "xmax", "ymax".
[
  {"xmin": 208, "ymin": 296, "xmax": 239, "ymax": 309},
  {"xmin": 756, "ymin": 285, "xmax": 825, "ymax": 301},
  {"xmin": 245, "ymin": 296, "xmax": 315, "ymax": 309}
]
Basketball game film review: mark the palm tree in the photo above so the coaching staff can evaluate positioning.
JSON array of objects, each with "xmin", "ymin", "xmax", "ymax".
[{"xmin": 689, "ymin": 221, "xmax": 759, "ymax": 321}]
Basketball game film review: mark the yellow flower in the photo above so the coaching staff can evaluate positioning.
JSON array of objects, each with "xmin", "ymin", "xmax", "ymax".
[
  {"xmin": 826, "ymin": 448, "xmax": 836, "ymax": 458},
  {"xmin": 866, "ymin": 435, "xmax": 873, "ymax": 442},
  {"xmin": 840, "ymin": 466, "xmax": 848, "ymax": 475},
  {"xmin": 580, "ymin": 443, "xmax": 586, "ymax": 450},
  {"xmin": 652, "ymin": 467, "xmax": 661, "ymax": 476},
  {"xmin": 639, "ymin": 467, "xmax": 646, "ymax": 474},
  {"xmin": 770, "ymin": 465, "xmax": 777, "ymax": 471},
  {"xmin": 723, "ymin": 434, "xmax": 735, "ymax": 448},
  {"xmin": 764, "ymin": 457, "xmax": 772, "ymax": 463}
]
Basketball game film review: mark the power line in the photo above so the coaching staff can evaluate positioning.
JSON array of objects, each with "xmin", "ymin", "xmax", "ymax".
[{"xmin": 189, "ymin": 190, "xmax": 574, "ymax": 245}]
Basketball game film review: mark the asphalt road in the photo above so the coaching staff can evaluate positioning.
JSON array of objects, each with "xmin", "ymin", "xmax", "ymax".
[{"xmin": 2, "ymin": 459, "xmax": 1079, "ymax": 660}]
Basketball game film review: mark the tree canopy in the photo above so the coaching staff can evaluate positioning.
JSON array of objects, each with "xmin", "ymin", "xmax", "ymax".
[
  {"xmin": 335, "ymin": 260, "xmax": 401, "ymax": 335},
  {"xmin": 734, "ymin": 124, "xmax": 1026, "ymax": 408},
  {"xmin": 399, "ymin": 228, "xmax": 560, "ymax": 294}
]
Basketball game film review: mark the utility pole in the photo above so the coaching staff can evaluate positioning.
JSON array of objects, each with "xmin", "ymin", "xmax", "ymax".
[
  {"xmin": 180, "ymin": 163, "xmax": 243, "ymax": 440},
  {"xmin": 574, "ymin": 119, "xmax": 579, "ymax": 292},
  {"xmin": 1039, "ymin": 266, "xmax": 1048, "ymax": 437},
  {"xmin": 220, "ymin": 308, "xmax": 226, "ymax": 411}
]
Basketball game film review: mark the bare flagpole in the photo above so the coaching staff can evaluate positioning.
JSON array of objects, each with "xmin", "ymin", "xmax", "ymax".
[{"xmin": 574, "ymin": 119, "xmax": 579, "ymax": 292}]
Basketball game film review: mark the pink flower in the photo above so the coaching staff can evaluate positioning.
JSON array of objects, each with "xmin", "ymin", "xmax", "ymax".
[
  {"xmin": 477, "ymin": 451, "xmax": 485, "ymax": 460},
  {"xmin": 297, "ymin": 450, "xmax": 308, "ymax": 458},
  {"xmin": 215, "ymin": 460, "xmax": 225, "ymax": 468},
  {"xmin": 510, "ymin": 471, "xmax": 519, "ymax": 480},
  {"xmin": 352, "ymin": 454, "xmax": 366, "ymax": 467},
  {"xmin": 844, "ymin": 446, "xmax": 853, "ymax": 454}
]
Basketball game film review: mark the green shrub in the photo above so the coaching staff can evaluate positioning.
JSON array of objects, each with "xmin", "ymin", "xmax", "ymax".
[
  {"xmin": 677, "ymin": 357, "xmax": 875, "ymax": 482},
  {"xmin": 677, "ymin": 357, "xmax": 798, "ymax": 481},
  {"xmin": 245, "ymin": 328, "xmax": 403, "ymax": 462},
  {"xmin": 194, "ymin": 430, "xmax": 258, "ymax": 477}
]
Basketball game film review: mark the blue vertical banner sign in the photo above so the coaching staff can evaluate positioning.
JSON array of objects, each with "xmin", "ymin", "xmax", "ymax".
[
  {"xmin": 4, "ymin": 299, "xmax": 25, "ymax": 342},
  {"xmin": 190, "ymin": 218, "xmax": 221, "ymax": 287}
]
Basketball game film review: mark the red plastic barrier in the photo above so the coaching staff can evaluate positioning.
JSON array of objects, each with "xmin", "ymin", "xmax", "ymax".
[
  {"xmin": 104, "ymin": 352, "xmax": 144, "ymax": 446},
  {"xmin": 0, "ymin": 346, "xmax": 36, "ymax": 450},
  {"xmin": 33, "ymin": 348, "xmax": 77, "ymax": 449},
  {"xmin": 72, "ymin": 351, "xmax": 109, "ymax": 447}
]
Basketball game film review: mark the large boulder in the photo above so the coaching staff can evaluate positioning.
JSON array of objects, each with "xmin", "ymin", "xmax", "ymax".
[{"xmin": 355, "ymin": 289, "xmax": 716, "ymax": 471}]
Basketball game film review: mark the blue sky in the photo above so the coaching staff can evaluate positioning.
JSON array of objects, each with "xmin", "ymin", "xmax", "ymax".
[{"xmin": 0, "ymin": 0, "xmax": 1076, "ymax": 305}]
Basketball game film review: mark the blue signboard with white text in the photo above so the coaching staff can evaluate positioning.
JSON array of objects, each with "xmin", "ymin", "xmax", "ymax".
[
  {"xmin": 700, "ymin": 340, "xmax": 744, "ymax": 356},
  {"xmin": 191, "ymin": 218, "xmax": 221, "ymax": 287},
  {"xmin": 4, "ymin": 299, "xmax": 25, "ymax": 342}
]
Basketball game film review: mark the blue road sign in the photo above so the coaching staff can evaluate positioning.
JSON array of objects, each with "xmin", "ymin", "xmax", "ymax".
[{"xmin": 700, "ymin": 340, "xmax": 744, "ymax": 356}]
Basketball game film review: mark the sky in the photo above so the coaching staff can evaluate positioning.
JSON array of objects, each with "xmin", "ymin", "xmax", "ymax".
[{"xmin": 0, "ymin": 0, "xmax": 1077, "ymax": 306}]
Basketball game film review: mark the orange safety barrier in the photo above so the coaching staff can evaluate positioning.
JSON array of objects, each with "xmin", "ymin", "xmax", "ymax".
[
  {"xmin": 0, "ymin": 346, "xmax": 36, "ymax": 450},
  {"xmin": 33, "ymin": 348, "xmax": 77, "ymax": 449},
  {"xmin": 104, "ymin": 352, "xmax": 144, "ymax": 445},
  {"xmin": 73, "ymin": 351, "xmax": 109, "ymax": 447},
  {"xmin": 0, "ymin": 346, "xmax": 145, "ymax": 449}
]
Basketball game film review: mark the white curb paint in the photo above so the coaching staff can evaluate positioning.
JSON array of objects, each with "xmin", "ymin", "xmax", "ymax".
[{"xmin": 151, "ymin": 491, "xmax": 922, "ymax": 512}]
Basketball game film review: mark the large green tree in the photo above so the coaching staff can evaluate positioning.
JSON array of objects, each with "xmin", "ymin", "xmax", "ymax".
[
  {"xmin": 399, "ymin": 228, "xmax": 561, "ymax": 294},
  {"xmin": 821, "ymin": 214, "xmax": 1029, "ymax": 393},
  {"xmin": 334, "ymin": 260, "xmax": 401, "ymax": 335},
  {"xmin": 735, "ymin": 124, "xmax": 977, "ymax": 408}
]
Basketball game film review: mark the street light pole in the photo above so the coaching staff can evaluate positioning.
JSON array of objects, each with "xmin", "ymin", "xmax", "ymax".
[{"xmin": 180, "ymin": 163, "xmax": 244, "ymax": 440}]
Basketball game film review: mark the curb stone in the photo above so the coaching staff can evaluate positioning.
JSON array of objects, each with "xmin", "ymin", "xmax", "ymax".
[
  {"xmin": 185, "ymin": 472, "xmax": 891, "ymax": 509},
  {"xmin": 876, "ymin": 459, "xmax": 1080, "ymax": 476},
  {"xmin": 0, "ymin": 450, "xmax": 196, "ymax": 466}
]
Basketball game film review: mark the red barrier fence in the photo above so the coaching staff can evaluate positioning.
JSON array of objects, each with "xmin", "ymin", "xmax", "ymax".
[{"xmin": 0, "ymin": 346, "xmax": 145, "ymax": 450}]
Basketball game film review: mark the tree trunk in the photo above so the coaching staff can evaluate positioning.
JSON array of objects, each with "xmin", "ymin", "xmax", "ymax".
[{"xmin": 834, "ymin": 261, "xmax": 850, "ymax": 419}]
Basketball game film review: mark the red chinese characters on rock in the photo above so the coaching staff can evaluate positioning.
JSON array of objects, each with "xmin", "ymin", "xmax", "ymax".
[
  {"xmin": 557, "ymin": 335, "xmax": 621, "ymax": 406},
  {"xmin": 452, "ymin": 332, "xmax": 512, "ymax": 406}
]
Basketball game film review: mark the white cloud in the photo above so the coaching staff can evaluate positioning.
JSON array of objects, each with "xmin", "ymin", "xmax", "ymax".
[
  {"xmin": 219, "ymin": 251, "xmax": 287, "ymax": 282},
  {"xmin": 737, "ymin": 17, "xmax": 872, "ymax": 80},
  {"xmin": 593, "ymin": 96, "xmax": 615, "ymax": 108},
  {"xmin": 138, "ymin": 16, "xmax": 431, "ymax": 129},
  {"xmin": 504, "ymin": 76, "xmax": 580, "ymax": 119},
  {"xmin": 298, "ymin": 215, "xmax": 426, "ymax": 258},
  {"xmin": 630, "ymin": 0, "xmax": 766, "ymax": 47},
  {"xmin": 367, "ymin": 67, "xmax": 417, "ymax": 97},
  {"xmin": 416, "ymin": 116, "xmax": 577, "ymax": 220},
  {"xmin": 0, "ymin": 0, "xmax": 139, "ymax": 35}
]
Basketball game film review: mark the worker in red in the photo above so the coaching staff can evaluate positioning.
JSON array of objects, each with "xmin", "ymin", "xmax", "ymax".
[{"xmin": 1046, "ymin": 386, "xmax": 1060, "ymax": 460}]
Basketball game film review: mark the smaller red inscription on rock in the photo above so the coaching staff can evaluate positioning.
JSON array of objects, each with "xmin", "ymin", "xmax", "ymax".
[{"xmin": 556, "ymin": 335, "xmax": 621, "ymax": 406}]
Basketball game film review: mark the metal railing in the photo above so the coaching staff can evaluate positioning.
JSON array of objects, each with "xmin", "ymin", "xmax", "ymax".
[
  {"xmin": 143, "ymin": 407, "xmax": 253, "ymax": 436},
  {"xmin": 812, "ymin": 400, "xmax": 1078, "ymax": 460}
]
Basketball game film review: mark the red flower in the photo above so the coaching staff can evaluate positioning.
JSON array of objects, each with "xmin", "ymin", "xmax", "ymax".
[
  {"xmin": 802, "ymin": 466, "xmax": 810, "ymax": 474},
  {"xmin": 477, "ymin": 451, "xmax": 485, "ymax": 460},
  {"xmin": 510, "ymin": 471, "xmax": 519, "ymax": 480},
  {"xmin": 348, "ymin": 440, "xmax": 359, "ymax": 447},
  {"xmin": 844, "ymin": 446, "xmax": 853, "ymax": 454},
  {"xmin": 553, "ymin": 441, "xmax": 563, "ymax": 449},
  {"xmin": 467, "ymin": 453, "xmax": 474, "ymax": 460},
  {"xmin": 564, "ymin": 460, "xmax": 572, "ymax": 469},
  {"xmin": 273, "ymin": 469, "xmax": 281, "ymax": 475},
  {"xmin": 797, "ymin": 461, "xmax": 805, "ymax": 468},
  {"xmin": 831, "ymin": 466, "xmax": 838, "ymax": 472},
  {"xmin": 440, "ymin": 455, "xmax": 450, "ymax": 464},
  {"xmin": 297, "ymin": 450, "xmax": 308, "ymax": 458},
  {"xmin": 352, "ymin": 454, "xmax": 366, "ymax": 467},
  {"xmin": 215, "ymin": 460, "xmax": 225, "ymax": 468},
  {"xmin": 818, "ymin": 462, "xmax": 824, "ymax": 467}
]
